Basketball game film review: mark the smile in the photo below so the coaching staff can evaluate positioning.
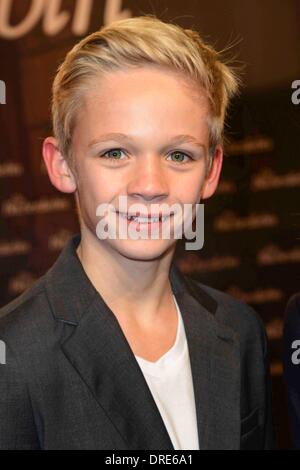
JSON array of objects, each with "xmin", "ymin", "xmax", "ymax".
[{"xmin": 117, "ymin": 212, "xmax": 172, "ymax": 223}]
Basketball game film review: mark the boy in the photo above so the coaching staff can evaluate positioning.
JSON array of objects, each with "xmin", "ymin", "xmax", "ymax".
[{"xmin": 0, "ymin": 15, "xmax": 275, "ymax": 449}]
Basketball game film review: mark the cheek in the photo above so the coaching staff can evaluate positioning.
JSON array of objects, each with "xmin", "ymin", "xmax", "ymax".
[
  {"xmin": 77, "ymin": 164, "xmax": 114, "ymax": 200},
  {"xmin": 176, "ymin": 171, "xmax": 207, "ymax": 204}
]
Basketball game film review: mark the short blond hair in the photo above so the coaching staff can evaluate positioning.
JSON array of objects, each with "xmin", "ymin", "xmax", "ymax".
[{"xmin": 51, "ymin": 15, "xmax": 239, "ymax": 168}]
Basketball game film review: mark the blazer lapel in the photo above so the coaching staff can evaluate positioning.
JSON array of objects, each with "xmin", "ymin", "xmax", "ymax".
[
  {"xmin": 60, "ymin": 293, "xmax": 174, "ymax": 449},
  {"xmin": 45, "ymin": 233, "xmax": 241, "ymax": 450},
  {"xmin": 172, "ymin": 273, "xmax": 241, "ymax": 449}
]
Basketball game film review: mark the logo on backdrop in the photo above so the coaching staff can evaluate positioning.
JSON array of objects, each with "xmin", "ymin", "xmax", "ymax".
[{"xmin": 0, "ymin": 0, "xmax": 132, "ymax": 40}]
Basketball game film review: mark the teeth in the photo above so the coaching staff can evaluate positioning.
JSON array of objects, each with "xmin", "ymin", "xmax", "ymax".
[
  {"xmin": 118, "ymin": 212, "xmax": 168, "ymax": 223},
  {"xmin": 130, "ymin": 216, "xmax": 160, "ymax": 223},
  {"xmin": 134, "ymin": 216, "xmax": 159, "ymax": 223}
]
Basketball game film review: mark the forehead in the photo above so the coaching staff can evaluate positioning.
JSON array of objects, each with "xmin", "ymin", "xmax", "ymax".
[
  {"xmin": 83, "ymin": 65, "xmax": 209, "ymax": 110},
  {"xmin": 74, "ymin": 66, "xmax": 211, "ymax": 142}
]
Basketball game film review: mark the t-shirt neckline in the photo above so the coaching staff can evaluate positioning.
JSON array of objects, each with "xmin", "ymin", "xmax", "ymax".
[{"xmin": 134, "ymin": 294, "xmax": 186, "ymax": 374}]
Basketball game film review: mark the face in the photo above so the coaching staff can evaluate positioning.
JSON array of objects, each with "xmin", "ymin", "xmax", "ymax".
[{"xmin": 47, "ymin": 66, "xmax": 223, "ymax": 262}]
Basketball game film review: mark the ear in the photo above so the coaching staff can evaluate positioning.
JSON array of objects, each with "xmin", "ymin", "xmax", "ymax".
[
  {"xmin": 201, "ymin": 145, "xmax": 223, "ymax": 200},
  {"xmin": 42, "ymin": 137, "xmax": 77, "ymax": 193}
]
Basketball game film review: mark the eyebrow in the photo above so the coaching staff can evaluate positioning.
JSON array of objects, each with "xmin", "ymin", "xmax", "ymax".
[{"xmin": 88, "ymin": 133, "xmax": 206, "ymax": 150}]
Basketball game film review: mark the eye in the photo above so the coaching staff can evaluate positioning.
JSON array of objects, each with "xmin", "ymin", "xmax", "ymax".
[
  {"xmin": 167, "ymin": 151, "xmax": 192, "ymax": 164},
  {"xmin": 99, "ymin": 148, "xmax": 126, "ymax": 162}
]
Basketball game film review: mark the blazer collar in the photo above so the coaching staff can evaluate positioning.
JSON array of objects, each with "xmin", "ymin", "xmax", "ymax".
[
  {"xmin": 45, "ymin": 232, "xmax": 217, "ymax": 324},
  {"xmin": 45, "ymin": 233, "xmax": 241, "ymax": 449}
]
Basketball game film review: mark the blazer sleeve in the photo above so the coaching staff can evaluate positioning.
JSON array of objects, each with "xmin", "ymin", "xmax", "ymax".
[
  {"xmin": 0, "ymin": 339, "xmax": 40, "ymax": 449},
  {"xmin": 283, "ymin": 294, "xmax": 300, "ymax": 449}
]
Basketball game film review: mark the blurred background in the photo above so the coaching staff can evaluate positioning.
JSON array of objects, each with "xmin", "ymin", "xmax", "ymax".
[{"xmin": 1, "ymin": 0, "xmax": 300, "ymax": 449}]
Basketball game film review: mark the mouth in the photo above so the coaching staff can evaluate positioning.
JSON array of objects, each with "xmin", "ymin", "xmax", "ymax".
[{"xmin": 116, "ymin": 211, "xmax": 173, "ymax": 224}]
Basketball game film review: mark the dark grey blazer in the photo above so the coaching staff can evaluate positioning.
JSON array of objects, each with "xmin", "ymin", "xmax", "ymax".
[{"xmin": 0, "ymin": 233, "xmax": 275, "ymax": 450}]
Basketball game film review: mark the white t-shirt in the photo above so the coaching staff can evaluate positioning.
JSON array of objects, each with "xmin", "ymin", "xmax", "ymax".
[{"xmin": 135, "ymin": 295, "xmax": 200, "ymax": 450}]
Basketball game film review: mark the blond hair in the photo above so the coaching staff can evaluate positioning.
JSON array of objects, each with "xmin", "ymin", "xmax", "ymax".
[{"xmin": 51, "ymin": 15, "xmax": 239, "ymax": 169}]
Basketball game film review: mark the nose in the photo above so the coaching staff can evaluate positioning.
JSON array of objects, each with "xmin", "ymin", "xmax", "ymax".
[{"xmin": 126, "ymin": 154, "xmax": 169, "ymax": 202}]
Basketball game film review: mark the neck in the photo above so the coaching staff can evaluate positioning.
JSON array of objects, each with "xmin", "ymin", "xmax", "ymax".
[{"xmin": 76, "ymin": 228, "xmax": 177, "ymax": 327}]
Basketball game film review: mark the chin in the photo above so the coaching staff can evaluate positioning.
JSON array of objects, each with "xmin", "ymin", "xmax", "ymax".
[{"xmin": 112, "ymin": 239, "xmax": 175, "ymax": 262}]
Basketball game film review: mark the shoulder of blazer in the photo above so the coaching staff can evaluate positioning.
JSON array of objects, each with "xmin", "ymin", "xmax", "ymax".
[
  {"xmin": 0, "ymin": 275, "xmax": 52, "ymax": 344},
  {"xmin": 283, "ymin": 292, "xmax": 300, "ymax": 352},
  {"xmin": 284, "ymin": 292, "xmax": 300, "ymax": 324},
  {"xmin": 184, "ymin": 275, "xmax": 267, "ymax": 348}
]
